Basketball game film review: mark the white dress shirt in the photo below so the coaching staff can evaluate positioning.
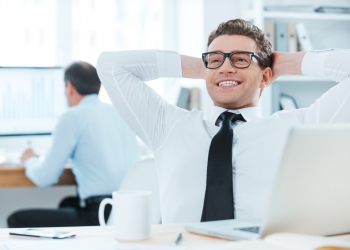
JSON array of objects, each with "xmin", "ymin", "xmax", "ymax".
[
  {"xmin": 97, "ymin": 49, "xmax": 350, "ymax": 223},
  {"xmin": 25, "ymin": 94, "xmax": 138, "ymax": 200}
]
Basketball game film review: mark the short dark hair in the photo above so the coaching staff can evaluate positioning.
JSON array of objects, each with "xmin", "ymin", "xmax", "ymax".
[
  {"xmin": 207, "ymin": 19, "xmax": 273, "ymax": 69},
  {"xmin": 64, "ymin": 61, "xmax": 101, "ymax": 95}
]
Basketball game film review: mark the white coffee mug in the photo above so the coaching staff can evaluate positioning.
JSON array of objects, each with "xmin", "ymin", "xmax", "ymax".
[{"xmin": 98, "ymin": 190, "xmax": 152, "ymax": 241}]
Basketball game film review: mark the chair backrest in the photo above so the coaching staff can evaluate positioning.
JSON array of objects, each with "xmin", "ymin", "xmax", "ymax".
[{"xmin": 107, "ymin": 157, "xmax": 161, "ymax": 225}]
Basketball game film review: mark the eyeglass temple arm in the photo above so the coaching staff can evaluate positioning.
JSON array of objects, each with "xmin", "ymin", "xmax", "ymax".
[{"xmin": 252, "ymin": 54, "xmax": 267, "ymax": 67}]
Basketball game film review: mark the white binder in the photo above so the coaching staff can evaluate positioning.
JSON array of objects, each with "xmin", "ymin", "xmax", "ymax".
[
  {"xmin": 264, "ymin": 20, "xmax": 275, "ymax": 51},
  {"xmin": 288, "ymin": 23, "xmax": 298, "ymax": 52},
  {"xmin": 295, "ymin": 22, "xmax": 313, "ymax": 51}
]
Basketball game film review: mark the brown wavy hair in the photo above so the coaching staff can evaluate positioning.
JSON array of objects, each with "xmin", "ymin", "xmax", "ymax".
[{"xmin": 207, "ymin": 19, "xmax": 273, "ymax": 69}]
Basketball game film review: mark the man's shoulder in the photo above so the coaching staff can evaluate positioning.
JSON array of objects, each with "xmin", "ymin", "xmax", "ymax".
[
  {"xmin": 93, "ymin": 102, "xmax": 120, "ymax": 116},
  {"xmin": 68, "ymin": 101, "xmax": 114, "ymax": 112},
  {"xmin": 59, "ymin": 104, "xmax": 91, "ymax": 121},
  {"xmin": 58, "ymin": 108, "xmax": 80, "ymax": 125},
  {"xmin": 63, "ymin": 105, "xmax": 84, "ymax": 116},
  {"xmin": 64, "ymin": 102, "xmax": 118, "ymax": 120}
]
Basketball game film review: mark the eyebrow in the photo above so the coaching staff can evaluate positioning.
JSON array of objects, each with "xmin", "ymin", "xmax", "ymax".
[
  {"xmin": 207, "ymin": 50, "xmax": 255, "ymax": 53},
  {"xmin": 207, "ymin": 50, "xmax": 235, "ymax": 53}
]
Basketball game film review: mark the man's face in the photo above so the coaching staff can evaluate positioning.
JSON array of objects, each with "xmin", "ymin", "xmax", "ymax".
[{"xmin": 205, "ymin": 34, "xmax": 271, "ymax": 109}]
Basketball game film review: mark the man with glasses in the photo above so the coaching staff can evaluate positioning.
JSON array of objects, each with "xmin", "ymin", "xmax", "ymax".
[{"xmin": 97, "ymin": 19, "xmax": 350, "ymax": 224}]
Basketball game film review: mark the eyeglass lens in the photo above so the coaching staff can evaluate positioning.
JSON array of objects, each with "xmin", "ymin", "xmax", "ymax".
[{"xmin": 205, "ymin": 52, "xmax": 252, "ymax": 69}]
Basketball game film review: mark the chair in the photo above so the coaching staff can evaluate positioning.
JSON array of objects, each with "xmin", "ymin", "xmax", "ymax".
[{"xmin": 107, "ymin": 157, "xmax": 161, "ymax": 224}]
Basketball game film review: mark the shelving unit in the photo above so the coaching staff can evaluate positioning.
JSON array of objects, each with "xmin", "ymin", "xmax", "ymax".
[
  {"xmin": 274, "ymin": 75, "xmax": 330, "ymax": 82},
  {"xmin": 264, "ymin": 11, "xmax": 350, "ymax": 21},
  {"xmin": 249, "ymin": 0, "xmax": 350, "ymax": 116}
]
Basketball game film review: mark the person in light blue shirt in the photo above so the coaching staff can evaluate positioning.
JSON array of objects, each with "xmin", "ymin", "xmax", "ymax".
[{"xmin": 7, "ymin": 61, "xmax": 138, "ymax": 228}]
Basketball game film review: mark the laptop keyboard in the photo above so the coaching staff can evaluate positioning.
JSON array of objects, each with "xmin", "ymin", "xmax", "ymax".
[{"xmin": 236, "ymin": 226, "xmax": 260, "ymax": 234}]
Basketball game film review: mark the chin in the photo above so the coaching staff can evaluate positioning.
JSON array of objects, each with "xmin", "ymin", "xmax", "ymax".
[
  {"xmin": 215, "ymin": 95, "xmax": 253, "ymax": 109},
  {"xmin": 215, "ymin": 100, "xmax": 240, "ymax": 110}
]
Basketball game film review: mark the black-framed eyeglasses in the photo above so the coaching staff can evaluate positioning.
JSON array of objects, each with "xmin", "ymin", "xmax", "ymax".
[{"xmin": 202, "ymin": 51, "xmax": 266, "ymax": 69}]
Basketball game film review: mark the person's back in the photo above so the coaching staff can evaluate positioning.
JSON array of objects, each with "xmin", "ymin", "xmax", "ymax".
[
  {"xmin": 8, "ymin": 62, "xmax": 138, "ymax": 228},
  {"xmin": 68, "ymin": 94, "xmax": 137, "ymax": 199}
]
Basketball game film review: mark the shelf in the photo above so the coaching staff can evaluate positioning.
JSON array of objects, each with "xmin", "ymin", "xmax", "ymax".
[
  {"xmin": 274, "ymin": 75, "xmax": 334, "ymax": 82},
  {"xmin": 264, "ymin": 11, "xmax": 350, "ymax": 21}
]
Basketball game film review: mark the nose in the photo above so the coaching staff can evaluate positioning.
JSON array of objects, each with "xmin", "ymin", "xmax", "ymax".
[{"xmin": 219, "ymin": 56, "xmax": 236, "ymax": 74}]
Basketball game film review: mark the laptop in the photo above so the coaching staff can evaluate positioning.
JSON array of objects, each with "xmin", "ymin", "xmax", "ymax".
[{"xmin": 185, "ymin": 124, "xmax": 350, "ymax": 240}]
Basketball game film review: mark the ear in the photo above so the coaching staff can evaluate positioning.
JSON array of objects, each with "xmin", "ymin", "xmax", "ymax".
[
  {"xmin": 259, "ymin": 67, "xmax": 272, "ymax": 90},
  {"xmin": 66, "ymin": 80, "xmax": 76, "ymax": 96}
]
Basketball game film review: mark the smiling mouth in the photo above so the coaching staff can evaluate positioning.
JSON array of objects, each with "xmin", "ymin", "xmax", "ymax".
[{"xmin": 218, "ymin": 81, "xmax": 241, "ymax": 86}]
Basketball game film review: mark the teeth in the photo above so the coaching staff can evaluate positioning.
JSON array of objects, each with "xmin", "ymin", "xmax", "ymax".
[{"xmin": 218, "ymin": 81, "xmax": 239, "ymax": 86}]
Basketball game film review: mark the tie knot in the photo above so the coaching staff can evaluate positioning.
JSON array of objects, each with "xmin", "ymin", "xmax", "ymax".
[{"xmin": 218, "ymin": 111, "xmax": 245, "ymax": 125}]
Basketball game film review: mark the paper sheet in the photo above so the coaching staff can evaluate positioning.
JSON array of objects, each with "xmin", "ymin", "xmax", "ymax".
[
  {"xmin": 194, "ymin": 240, "xmax": 288, "ymax": 250},
  {"xmin": 265, "ymin": 233, "xmax": 350, "ymax": 249}
]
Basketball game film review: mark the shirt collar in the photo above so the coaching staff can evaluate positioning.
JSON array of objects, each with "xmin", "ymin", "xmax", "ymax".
[
  {"xmin": 209, "ymin": 106, "xmax": 261, "ymax": 125},
  {"xmin": 77, "ymin": 94, "xmax": 99, "ymax": 106}
]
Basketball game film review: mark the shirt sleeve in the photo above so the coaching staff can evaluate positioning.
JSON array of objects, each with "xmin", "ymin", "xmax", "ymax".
[
  {"xmin": 25, "ymin": 111, "xmax": 79, "ymax": 187},
  {"xmin": 96, "ymin": 50, "xmax": 189, "ymax": 152},
  {"xmin": 284, "ymin": 49, "xmax": 350, "ymax": 124}
]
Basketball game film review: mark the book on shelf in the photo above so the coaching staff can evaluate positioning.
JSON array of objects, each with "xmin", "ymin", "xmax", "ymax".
[
  {"xmin": 287, "ymin": 23, "xmax": 298, "ymax": 53},
  {"xmin": 264, "ymin": 20, "xmax": 275, "ymax": 50},
  {"xmin": 275, "ymin": 21, "xmax": 288, "ymax": 52},
  {"xmin": 189, "ymin": 87, "xmax": 200, "ymax": 110},
  {"xmin": 267, "ymin": 21, "xmax": 313, "ymax": 52},
  {"xmin": 176, "ymin": 87, "xmax": 191, "ymax": 110},
  {"xmin": 177, "ymin": 87, "xmax": 201, "ymax": 111},
  {"xmin": 295, "ymin": 22, "xmax": 313, "ymax": 51}
]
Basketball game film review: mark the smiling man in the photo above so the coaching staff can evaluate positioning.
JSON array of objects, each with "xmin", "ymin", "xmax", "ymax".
[
  {"xmin": 203, "ymin": 36, "xmax": 271, "ymax": 109},
  {"xmin": 97, "ymin": 19, "xmax": 350, "ymax": 224}
]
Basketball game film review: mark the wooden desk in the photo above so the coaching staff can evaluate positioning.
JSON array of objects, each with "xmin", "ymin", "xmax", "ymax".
[
  {"xmin": 0, "ymin": 224, "xmax": 230, "ymax": 250},
  {"xmin": 1, "ymin": 224, "xmax": 350, "ymax": 249},
  {"xmin": 0, "ymin": 165, "xmax": 76, "ymax": 187}
]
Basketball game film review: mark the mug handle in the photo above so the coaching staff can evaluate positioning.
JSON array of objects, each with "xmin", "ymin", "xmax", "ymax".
[{"xmin": 98, "ymin": 198, "xmax": 113, "ymax": 229}]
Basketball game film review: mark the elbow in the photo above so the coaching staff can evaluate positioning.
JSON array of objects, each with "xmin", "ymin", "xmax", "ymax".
[
  {"xmin": 25, "ymin": 170, "xmax": 58, "ymax": 188},
  {"xmin": 96, "ymin": 51, "xmax": 123, "ymax": 80},
  {"xmin": 32, "ymin": 176, "xmax": 57, "ymax": 188},
  {"xmin": 34, "ymin": 180, "xmax": 55, "ymax": 188},
  {"xmin": 97, "ymin": 51, "xmax": 120, "ymax": 69},
  {"xmin": 97, "ymin": 51, "xmax": 110, "ymax": 63},
  {"xmin": 31, "ymin": 178, "xmax": 57, "ymax": 188},
  {"xmin": 96, "ymin": 52, "xmax": 110, "ymax": 73}
]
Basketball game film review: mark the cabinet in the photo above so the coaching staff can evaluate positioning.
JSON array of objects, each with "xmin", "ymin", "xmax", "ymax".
[{"xmin": 244, "ymin": 0, "xmax": 350, "ymax": 116}]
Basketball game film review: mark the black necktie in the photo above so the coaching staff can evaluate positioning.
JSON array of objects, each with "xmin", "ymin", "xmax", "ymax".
[{"xmin": 201, "ymin": 111, "xmax": 246, "ymax": 222}]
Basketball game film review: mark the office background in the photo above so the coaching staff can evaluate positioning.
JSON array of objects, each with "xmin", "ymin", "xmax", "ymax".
[{"xmin": 0, "ymin": 0, "xmax": 350, "ymax": 227}]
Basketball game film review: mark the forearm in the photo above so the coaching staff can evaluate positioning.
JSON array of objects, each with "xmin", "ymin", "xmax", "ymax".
[
  {"xmin": 302, "ymin": 49, "xmax": 350, "ymax": 82},
  {"xmin": 97, "ymin": 50, "xmax": 188, "ymax": 152},
  {"xmin": 25, "ymin": 112, "xmax": 78, "ymax": 187},
  {"xmin": 295, "ymin": 49, "xmax": 350, "ymax": 124},
  {"xmin": 181, "ymin": 55, "xmax": 206, "ymax": 79},
  {"xmin": 272, "ymin": 51, "xmax": 306, "ymax": 80},
  {"xmin": 25, "ymin": 157, "xmax": 61, "ymax": 187}
]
